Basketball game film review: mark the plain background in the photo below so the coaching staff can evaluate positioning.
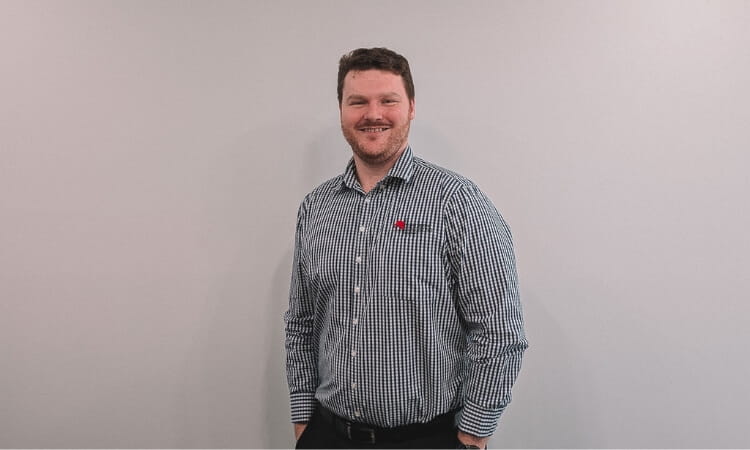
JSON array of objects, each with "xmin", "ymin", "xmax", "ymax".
[{"xmin": 2, "ymin": 0, "xmax": 749, "ymax": 448}]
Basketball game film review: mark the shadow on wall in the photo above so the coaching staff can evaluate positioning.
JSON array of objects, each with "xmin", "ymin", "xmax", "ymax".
[
  {"xmin": 265, "ymin": 250, "xmax": 295, "ymax": 449},
  {"xmin": 304, "ymin": 125, "xmax": 352, "ymax": 186},
  {"xmin": 495, "ymin": 287, "xmax": 600, "ymax": 448},
  {"xmin": 409, "ymin": 123, "xmax": 464, "ymax": 176},
  {"xmin": 265, "ymin": 125, "xmax": 343, "ymax": 448}
]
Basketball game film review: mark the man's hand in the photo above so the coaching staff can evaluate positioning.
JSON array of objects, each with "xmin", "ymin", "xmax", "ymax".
[
  {"xmin": 457, "ymin": 430, "xmax": 489, "ymax": 449},
  {"xmin": 294, "ymin": 423, "xmax": 307, "ymax": 440}
]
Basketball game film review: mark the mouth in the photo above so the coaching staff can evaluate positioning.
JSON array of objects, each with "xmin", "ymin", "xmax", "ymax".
[{"xmin": 358, "ymin": 126, "xmax": 390, "ymax": 133}]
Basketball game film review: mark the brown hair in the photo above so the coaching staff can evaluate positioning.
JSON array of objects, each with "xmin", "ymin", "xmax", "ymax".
[{"xmin": 337, "ymin": 47, "xmax": 415, "ymax": 105}]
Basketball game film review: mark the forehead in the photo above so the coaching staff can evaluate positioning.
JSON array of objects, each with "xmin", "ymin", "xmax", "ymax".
[{"xmin": 342, "ymin": 69, "xmax": 406, "ymax": 96}]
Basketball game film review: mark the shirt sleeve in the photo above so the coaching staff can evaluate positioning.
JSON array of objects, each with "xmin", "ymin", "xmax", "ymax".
[
  {"xmin": 284, "ymin": 196, "xmax": 319, "ymax": 423},
  {"xmin": 445, "ymin": 184, "xmax": 528, "ymax": 437}
]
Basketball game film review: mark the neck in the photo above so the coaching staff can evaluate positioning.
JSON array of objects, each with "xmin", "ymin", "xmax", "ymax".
[{"xmin": 353, "ymin": 146, "xmax": 406, "ymax": 193}]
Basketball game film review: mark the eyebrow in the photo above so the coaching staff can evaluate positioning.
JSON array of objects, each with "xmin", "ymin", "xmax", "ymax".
[{"xmin": 345, "ymin": 92, "xmax": 403, "ymax": 101}]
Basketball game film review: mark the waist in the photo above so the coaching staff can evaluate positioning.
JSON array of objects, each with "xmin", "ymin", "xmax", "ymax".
[{"xmin": 317, "ymin": 405, "xmax": 458, "ymax": 445}]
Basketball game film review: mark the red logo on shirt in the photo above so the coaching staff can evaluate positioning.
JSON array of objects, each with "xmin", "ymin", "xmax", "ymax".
[{"xmin": 394, "ymin": 220, "xmax": 405, "ymax": 230}]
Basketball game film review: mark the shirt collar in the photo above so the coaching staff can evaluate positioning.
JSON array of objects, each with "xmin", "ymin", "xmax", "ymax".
[{"xmin": 341, "ymin": 145, "xmax": 415, "ymax": 191}]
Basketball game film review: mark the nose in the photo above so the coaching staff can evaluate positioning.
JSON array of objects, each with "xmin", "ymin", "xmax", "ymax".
[{"xmin": 364, "ymin": 102, "xmax": 383, "ymax": 121}]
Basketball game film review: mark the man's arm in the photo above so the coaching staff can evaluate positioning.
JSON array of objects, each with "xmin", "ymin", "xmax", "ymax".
[
  {"xmin": 284, "ymin": 198, "xmax": 319, "ymax": 430},
  {"xmin": 446, "ymin": 184, "xmax": 528, "ymax": 440}
]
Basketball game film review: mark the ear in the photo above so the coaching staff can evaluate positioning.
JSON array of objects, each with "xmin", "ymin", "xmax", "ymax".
[{"xmin": 409, "ymin": 99, "xmax": 416, "ymax": 120}]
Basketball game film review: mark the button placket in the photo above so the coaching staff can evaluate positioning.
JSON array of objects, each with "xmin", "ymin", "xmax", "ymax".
[{"xmin": 350, "ymin": 192, "xmax": 373, "ymax": 413}]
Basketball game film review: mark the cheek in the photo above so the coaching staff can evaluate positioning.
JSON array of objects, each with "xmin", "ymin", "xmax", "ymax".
[
  {"xmin": 341, "ymin": 112, "xmax": 359, "ymax": 127},
  {"xmin": 391, "ymin": 109, "xmax": 411, "ymax": 123}
]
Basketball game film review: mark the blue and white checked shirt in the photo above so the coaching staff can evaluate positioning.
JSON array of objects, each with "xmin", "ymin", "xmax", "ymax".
[{"xmin": 285, "ymin": 146, "xmax": 527, "ymax": 437}]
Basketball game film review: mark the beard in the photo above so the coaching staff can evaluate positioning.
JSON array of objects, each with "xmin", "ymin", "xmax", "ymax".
[{"xmin": 342, "ymin": 119, "xmax": 411, "ymax": 165}]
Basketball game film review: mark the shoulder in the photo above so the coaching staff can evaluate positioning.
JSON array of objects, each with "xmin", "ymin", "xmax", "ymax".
[
  {"xmin": 308, "ymin": 174, "xmax": 344, "ymax": 198},
  {"xmin": 412, "ymin": 157, "xmax": 507, "ymax": 229},
  {"xmin": 298, "ymin": 174, "xmax": 343, "ymax": 207},
  {"xmin": 294, "ymin": 175, "xmax": 346, "ymax": 228},
  {"xmin": 411, "ymin": 156, "xmax": 483, "ymax": 200}
]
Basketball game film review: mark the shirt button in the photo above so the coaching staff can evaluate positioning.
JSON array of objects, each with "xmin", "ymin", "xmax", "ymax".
[
  {"xmin": 359, "ymin": 225, "xmax": 366, "ymax": 232},
  {"xmin": 352, "ymin": 318, "xmax": 359, "ymax": 325},
  {"xmin": 351, "ymin": 350, "xmax": 357, "ymax": 357},
  {"xmin": 355, "ymin": 256, "xmax": 362, "ymax": 264},
  {"xmin": 364, "ymin": 198, "xmax": 370, "ymax": 204},
  {"xmin": 351, "ymin": 382, "xmax": 357, "ymax": 389},
  {"xmin": 354, "ymin": 410, "xmax": 361, "ymax": 417},
  {"xmin": 354, "ymin": 286, "xmax": 360, "ymax": 294}
]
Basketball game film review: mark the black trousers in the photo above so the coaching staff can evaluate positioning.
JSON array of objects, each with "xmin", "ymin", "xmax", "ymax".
[{"xmin": 296, "ymin": 407, "xmax": 461, "ymax": 449}]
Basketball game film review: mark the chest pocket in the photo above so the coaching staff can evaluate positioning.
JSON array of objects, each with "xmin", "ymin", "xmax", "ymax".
[{"xmin": 371, "ymin": 217, "xmax": 445, "ymax": 299}]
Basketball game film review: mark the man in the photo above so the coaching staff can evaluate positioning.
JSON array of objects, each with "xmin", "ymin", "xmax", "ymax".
[{"xmin": 285, "ymin": 47, "xmax": 527, "ymax": 449}]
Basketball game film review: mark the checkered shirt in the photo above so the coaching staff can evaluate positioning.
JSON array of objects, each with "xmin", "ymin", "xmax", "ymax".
[{"xmin": 285, "ymin": 146, "xmax": 528, "ymax": 437}]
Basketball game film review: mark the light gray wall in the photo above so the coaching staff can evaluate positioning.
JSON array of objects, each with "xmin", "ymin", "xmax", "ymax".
[{"xmin": 2, "ymin": 0, "xmax": 748, "ymax": 448}]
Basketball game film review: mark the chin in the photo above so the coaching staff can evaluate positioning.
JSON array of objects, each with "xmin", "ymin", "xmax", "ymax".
[
  {"xmin": 355, "ymin": 149, "xmax": 385, "ymax": 162},
  {"xmin": 353, "ymin": 141, "xmax": 382, "ymax": 155}
]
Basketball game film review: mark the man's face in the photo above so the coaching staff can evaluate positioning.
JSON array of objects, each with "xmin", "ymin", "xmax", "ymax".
[{"xmin": 340, "ymin": 69, "xmax": 415, "ymax": 166}]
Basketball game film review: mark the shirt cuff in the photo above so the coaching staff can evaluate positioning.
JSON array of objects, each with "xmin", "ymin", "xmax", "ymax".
[
  {"xmin": 457, "ymin": 400, "xmax": 504, "ymax": 438},
  {"xmin": 289, "ymin": 391, "xmax": 317, "ymax": 423}
]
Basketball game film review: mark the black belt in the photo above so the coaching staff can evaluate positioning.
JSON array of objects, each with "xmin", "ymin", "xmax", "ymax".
[{"xmin": 317, "ymin": 406, "xmax": 457, "ymax": 445}]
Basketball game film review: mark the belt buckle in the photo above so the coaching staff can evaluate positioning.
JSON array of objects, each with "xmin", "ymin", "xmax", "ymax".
[{"xmin": 346, "ymin": 423, "xmax": 376, "ymax": 445}]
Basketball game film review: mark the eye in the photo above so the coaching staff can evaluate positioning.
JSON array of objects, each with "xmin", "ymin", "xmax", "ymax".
[{"xmin": 382, "ymin": 99, "xmax": 398, "ymax": 105}]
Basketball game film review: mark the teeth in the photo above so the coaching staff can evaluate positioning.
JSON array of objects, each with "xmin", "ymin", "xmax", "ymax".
[{"xmin": 362, "ymin": 127, "xmax": 387, "ymax": 132}]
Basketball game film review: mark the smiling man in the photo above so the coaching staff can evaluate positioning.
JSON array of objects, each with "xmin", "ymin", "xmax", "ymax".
[
  {"xmin": 285, "ymin": 47, "xmax": 528, "ymax": 449},
  {"xmin": 339, "ymin": 68, "xmax": 415, "ymax": 192}
]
